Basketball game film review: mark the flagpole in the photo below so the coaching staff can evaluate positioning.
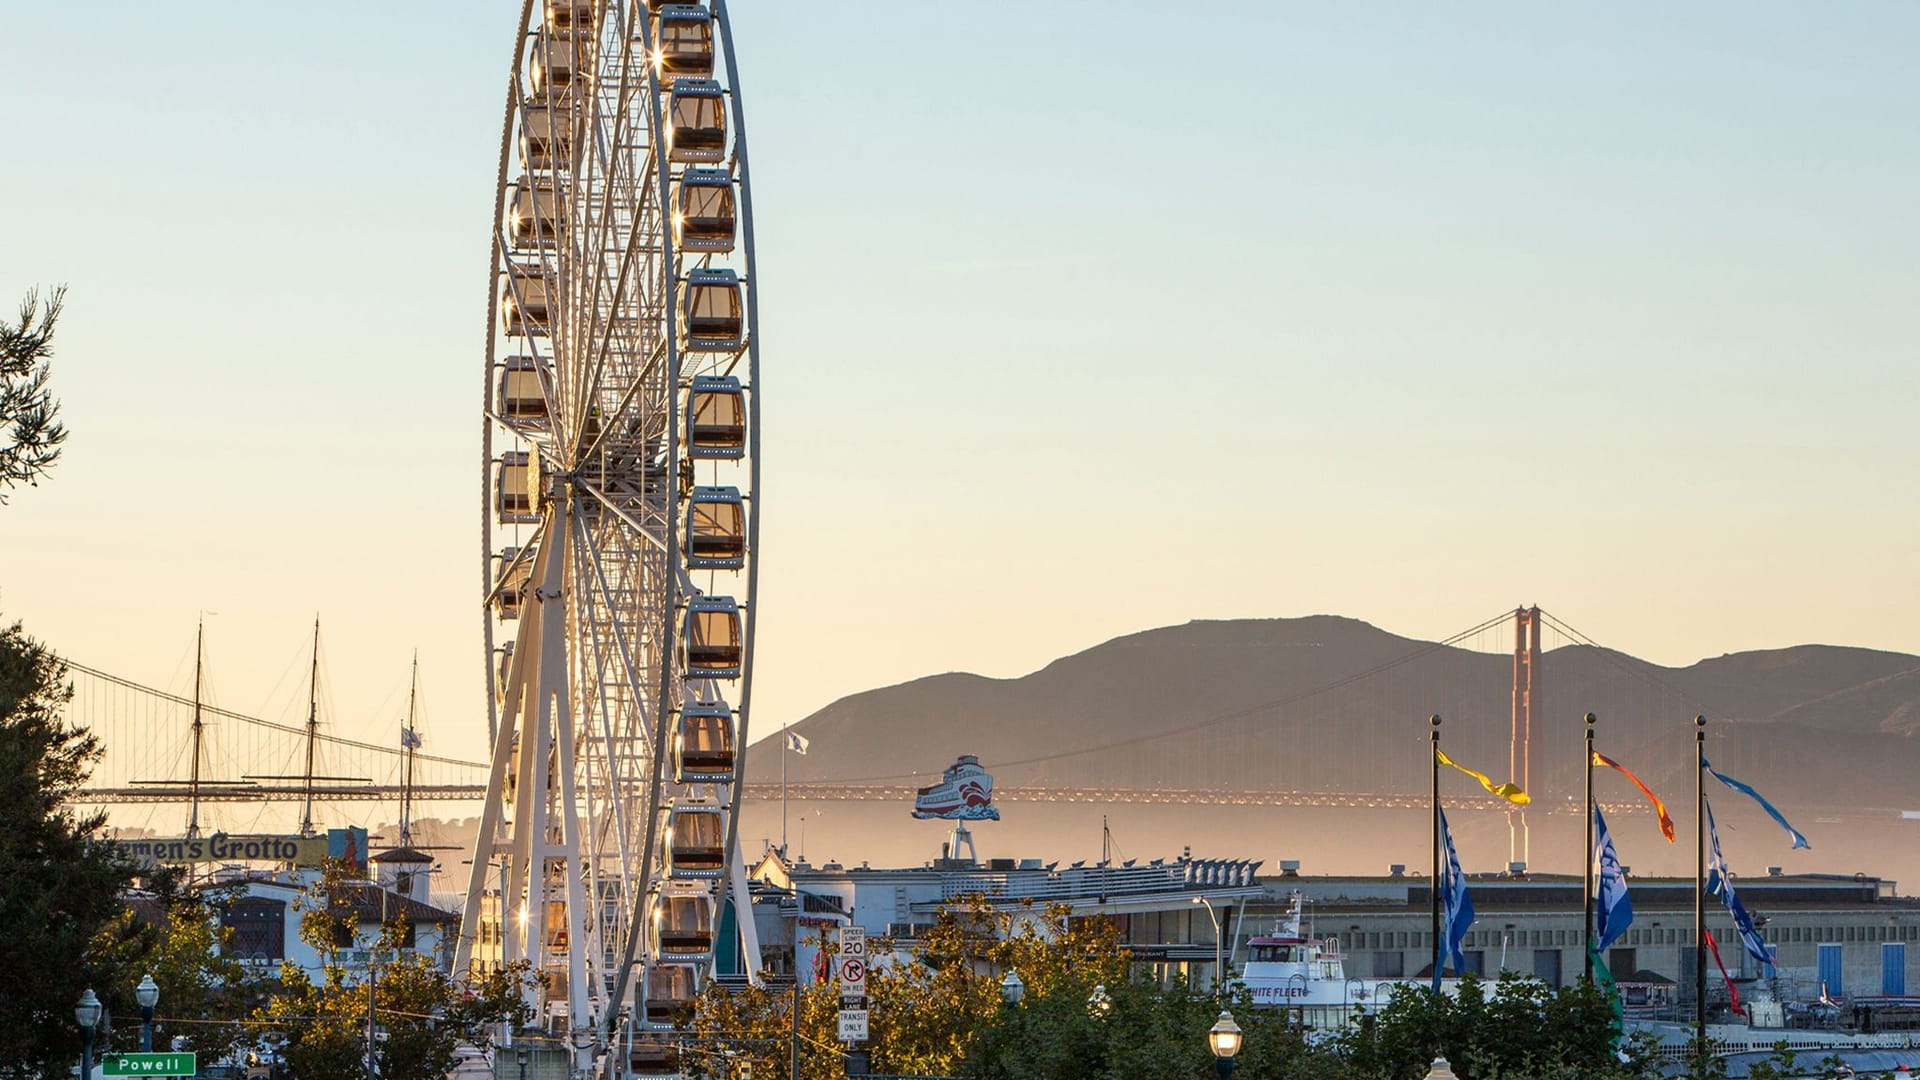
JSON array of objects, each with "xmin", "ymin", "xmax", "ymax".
[
  {"xmin": 782, "ymin": 728, "xmax": 790, "ymax": 857},
  {"xmin": 1430, "ymin": 714, "xmax": 1442, "ymax": 990},
  {"xmin": 1584, "ymin": 712, "xmax": 1596, "ymax": 983},
  {"xmin": 1694, "ymin": 714, "xmax": 1708, "ymax": 1072}
]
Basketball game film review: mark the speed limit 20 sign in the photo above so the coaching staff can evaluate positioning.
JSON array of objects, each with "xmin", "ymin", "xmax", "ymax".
[{"xmin": 837, "ymin": 926, "xmax": 866, "ymax": 999}]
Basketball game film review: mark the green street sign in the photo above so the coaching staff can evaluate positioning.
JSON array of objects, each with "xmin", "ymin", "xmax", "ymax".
[{"xmin": 102, "ymin": 1053, "xmax": 196, "ymax": 1077}]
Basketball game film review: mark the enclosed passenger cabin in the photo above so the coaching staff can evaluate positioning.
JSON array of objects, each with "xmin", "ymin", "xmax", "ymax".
[
  {"xmin": 628, "ymin": 1041, "xmax": 681, "ymax": 1078},
  {"xmin": 500, "ymin": 264, "xmax": 551, "ymax": 337},
  {"xmin": 518, "ymin": 101, "xmax": 572, "ymax": 170},
  {"xmin": 649, "ymin": 884, "xmax": 716, "ymax": 956},
  {"xmin": 497, "ymin": 356, "xmax": 553, "ymax": 425},
  {"xmin": 643, "ymin": 963, "xmax": 700, "ymax": 1024},
  {"xmin": 496, "ymin": 451, "xmax": 541, "ymax": 524},
  {"xmin": 666, "ymin": 79, "xmax": 726, "ymax": 162},
  {"xmin": 493, "ymin": 547, "xmax": 534, "ymax": 619},
  {"xmin": 682, "ymin": 596, "xmax": 742, "ymax": 679},
  {"xmin": 664, "ymin": 804, "xmax": 726, "ymax": 876},
  {"xmin": 544, "ymin": 0, "xmax": 592, "ymax": 32},
  {"xmin": 674, "ymin": 169, "xmax": 736, "ymax": 252},
  {"xmin": 681, "ymin": 268, "xmax": 744, "ymax": 351},
  {"xmin": 686, "ymin": 376, "xmax": 746, "ymax": 458},
  {"xmin": 656, "ymin": 6, "xmax": 715, "ymax": 79},
  {"xmin": 685, "ymin": 486, "xmax": 745, "ymax": 570},
  {"xmin": 528, "ymin": 31, "xmax": 585, "ymax": 99},
  {"xmin": 674, "ymin": 703, "xmax": 735, "ymax": 783},
  {"xmin": 508, "ymin": 175, "xmax": 560, "ymax": 247}
]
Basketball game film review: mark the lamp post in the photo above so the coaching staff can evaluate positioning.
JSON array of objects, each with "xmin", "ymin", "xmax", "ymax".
[
  {"xmin": 1087, "ymin": 984, "xmax": 1112, "ymax": 1020},
  {"xmin": 1207, "ymin": 1009, "xmax": 1242, "ymax": 1080},
  {"xmin": 999, "ymin": 970, "xmax": 1024, "ymax": 1005},
  {"xmin": 1193, "ymin": 897, "xmax": 1224, "ymax": 997},
  {"xmin": 515, "ymin": 1043, "xmax": 530, "ymax": 1080},
  {"xmin": 135, "ymin": 974, "xmax": 160, "ymax": 1053},
  {"xmin": 76, "ymin": 989, "xmax": 103, "ymax": 1080},
  {"xmin": 1423, "ymin": 1058, "xmax": 1459, "ymax": 1079}
]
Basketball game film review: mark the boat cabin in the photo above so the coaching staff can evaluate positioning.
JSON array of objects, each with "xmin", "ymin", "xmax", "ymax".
[
  {"xmin": 667, "ymin": 79, "xmax": 726, "ymax": 162},
  {"xmin": 674, "ymin": 169, "xmax": 736, "ymax": 251},
  {"xmin": 682, "ymin": 596, "xmax": 742, "ymax": 678},
  {"xmin": 674, "ymin": 703, "xmax": 735, "ymax": 783},
  {"xmin": 656, "ymin": 6, "xmax": 714, "ymax": 79},
  {"xmin": 682, "ymin": 268, "xmax": 744, "ymax": 350},
  {"xmin": 686, "ymin": 376, "xmax": 746, "ymax": 458}
]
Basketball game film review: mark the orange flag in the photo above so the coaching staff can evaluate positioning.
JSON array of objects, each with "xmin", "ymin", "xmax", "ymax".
[{"xmin": 1592, "ymin": 750, "xmax": 1676, "ymax": 843}]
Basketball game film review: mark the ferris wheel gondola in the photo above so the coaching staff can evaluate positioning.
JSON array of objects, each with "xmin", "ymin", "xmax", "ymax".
[{"xmin": 456, "ymin": 0, "xmax": 763, "ymax": 1071}]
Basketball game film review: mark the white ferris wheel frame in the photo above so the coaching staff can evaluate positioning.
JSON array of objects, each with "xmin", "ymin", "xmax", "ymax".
[{"xmin": 455, "ymin": 0, "xmax": 763, "ymax": 1068}]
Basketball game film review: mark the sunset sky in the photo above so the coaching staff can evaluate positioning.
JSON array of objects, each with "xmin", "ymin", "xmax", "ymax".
[{"xmin": 3, "ymin": 2, "xmax": 1915, "ymax": 773}]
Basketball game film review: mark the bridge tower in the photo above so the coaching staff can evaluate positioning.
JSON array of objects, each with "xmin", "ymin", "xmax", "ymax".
[{"xmin": 1510, "ymin": 605, "xmax": 1541, "ymax": 864}]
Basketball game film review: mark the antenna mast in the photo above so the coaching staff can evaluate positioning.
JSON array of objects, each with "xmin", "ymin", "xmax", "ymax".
[
  {"xmin": 300, "ymin": 618, "xmax": 321, "ymax": 837},
  {"xmin": 186, "ymin": 618, "xmax": 206, "ymax": 840}
]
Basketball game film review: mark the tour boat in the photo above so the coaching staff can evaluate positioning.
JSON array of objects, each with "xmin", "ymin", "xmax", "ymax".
[
  {"xmin": 1238, "ymin": 892, "xmax": 1457, "ymax": 1027},
  {"xmin": 911, "ymin": 756, "xmax": 995, "ymax": 819}
]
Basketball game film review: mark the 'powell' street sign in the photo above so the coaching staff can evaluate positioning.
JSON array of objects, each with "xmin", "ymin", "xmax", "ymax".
[{"xmin": 103, "ymin": 1053, "xmax": 197, "ymax": 1076}]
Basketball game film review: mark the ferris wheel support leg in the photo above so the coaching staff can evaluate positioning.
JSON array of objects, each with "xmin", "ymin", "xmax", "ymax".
[
  {"xmin": 455, "ymin": 543, "xmax": 545, "ymax": 977},
  {"xmin": 728, "ymin": 833, "xmax": 763, "ymax": 982}
]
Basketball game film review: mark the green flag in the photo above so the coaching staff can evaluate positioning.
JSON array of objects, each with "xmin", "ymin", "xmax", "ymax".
[{"xmin": 1589, "ymin": 944, "xmax": 1624, "ymax": 1044}]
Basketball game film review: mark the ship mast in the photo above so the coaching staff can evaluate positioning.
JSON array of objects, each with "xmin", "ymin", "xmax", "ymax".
[
  {"xmin": 186, "ymin": 617, "xmax": 206, "ymax": 840},
  {"xmin": 398, "ymin": 651, "xmax": 419, "ymax": 848},
  {"xmin": 299, "ymin": 617, "xmax": 321, "ymax": 837}
]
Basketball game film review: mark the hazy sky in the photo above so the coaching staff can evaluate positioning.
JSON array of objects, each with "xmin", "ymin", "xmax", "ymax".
[{"xmin": 3, "ymin": 2, "xmax": 1915, "ymax": 770}]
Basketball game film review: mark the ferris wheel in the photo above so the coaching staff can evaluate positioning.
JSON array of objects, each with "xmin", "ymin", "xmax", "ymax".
[{"xmin": 455, "ymin": 0, "xmax": 762, "ymax": 1070}]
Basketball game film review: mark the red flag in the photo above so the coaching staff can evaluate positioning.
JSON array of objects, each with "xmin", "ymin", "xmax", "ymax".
[
  {"xmin": 1705, "ymin": 929, "xmax": 1745, "ymax": 1017},
  {"xmin": 1592, "ymin": 750, "xmax": 1677, "ymax": 843}
]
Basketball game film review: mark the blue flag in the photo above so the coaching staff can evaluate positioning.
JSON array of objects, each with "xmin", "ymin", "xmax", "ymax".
[
  {"xmin": 1705, "ymin": 798, "xmax": 1775, "ymax": 972},
  {"xmin": 1702, "ymin": 756, "xmax": 1810, "ymax": 849},
  {"xmin": 1593, "ymin": 805, "xmax": 1634, "ymax": 952},
  {"xmin": 1434, "ymin": 808, "xmax": 1475, "ymax": 991}
]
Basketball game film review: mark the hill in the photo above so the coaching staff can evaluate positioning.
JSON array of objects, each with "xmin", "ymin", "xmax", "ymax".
[{"xmin": 744, "ymin": 616, "xmax": 1920, "ymax": 815}]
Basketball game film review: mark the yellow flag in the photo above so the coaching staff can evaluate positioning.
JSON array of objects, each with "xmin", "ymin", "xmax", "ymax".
[{"xmin": 1435, "ymin": 748, "xmax": 1531, "ymax": 805}]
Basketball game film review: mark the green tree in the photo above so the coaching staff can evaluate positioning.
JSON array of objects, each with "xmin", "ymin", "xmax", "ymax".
[
  {"xmin": 0, "ymin": 286, "xmax": 68, "ymax": 502},
  {"xmin": 0, "ymin": 619, "xmax": 142, "ymax": 1077}
]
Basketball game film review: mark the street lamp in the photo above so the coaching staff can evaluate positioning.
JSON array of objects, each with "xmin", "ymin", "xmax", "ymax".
[
  {"xmin": 1087, "ymin": 984, "xmax": 1112, "ymax": 1020},
  {"xmin": 135, "ymin": 974, "xmax": 160, "ymax": 1053},
  {"xmin": 1423, "ymin": 1057, "xmax": 1459, "ymax": 1079},
  {"xmin": 76, "ymin": 989, "xmax": 103, "ymax": 1080},
  {"xmin": 1207, "ymin": 1010, "xmax": 1243, "ymax": 1080},
  {"xmin": 515, "ymin": 1043, "xmax": 530, "ymax": 1080},
  {"xmin": 1193, "ymin": 896, "xmax": 1224, "ymax": 996},
  {"xmin": 999, "ymin": 970, "xmax": 1024, "ymax": 1005}
]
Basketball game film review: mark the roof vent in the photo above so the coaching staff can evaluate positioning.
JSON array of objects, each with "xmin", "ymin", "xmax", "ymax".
[
  {"xmin": 1508, "ymin": 861, "xmax": 1527, "ymax": 876},
  {"xmin": 1389, "ymin": 864, "xmax": 1406, "ymax": 878},
  {"xmin": 1279, "ymin": 859, "xmax": 1301, "ymax": 876}
]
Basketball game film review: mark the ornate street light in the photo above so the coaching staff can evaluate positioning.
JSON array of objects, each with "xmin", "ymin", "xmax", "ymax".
[
  {"xmin": 1424, "ymin": 1057, "xmax": 1459, "ymax": 1079},
  {"xmin": 75, "ymin": 989, "xmax": 103, "ymax": 1080},
  {"xmin": 135, "ymin": 974, "xmax": 160, "ymax": 1053},
  {"xmin": 999, "ymin": 970, "xmax": 1025, "ymax": 1005},
  {"xmin": 1207, "ymin": 1009, "xmax": 1243, "ymax": 1080},
  {"xmin": 1087, "ymin": 983, "xmax": 1112, "ymax": 1019}
]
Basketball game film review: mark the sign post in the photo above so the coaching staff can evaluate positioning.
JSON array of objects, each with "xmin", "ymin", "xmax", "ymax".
[
  {"xmin": 103, "ymin": 1053, "xmax": 197, "ymax": 1077},
  {"xmin": 837, "ymin": 926, "xmax": 868, "ymax": 1044}
]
